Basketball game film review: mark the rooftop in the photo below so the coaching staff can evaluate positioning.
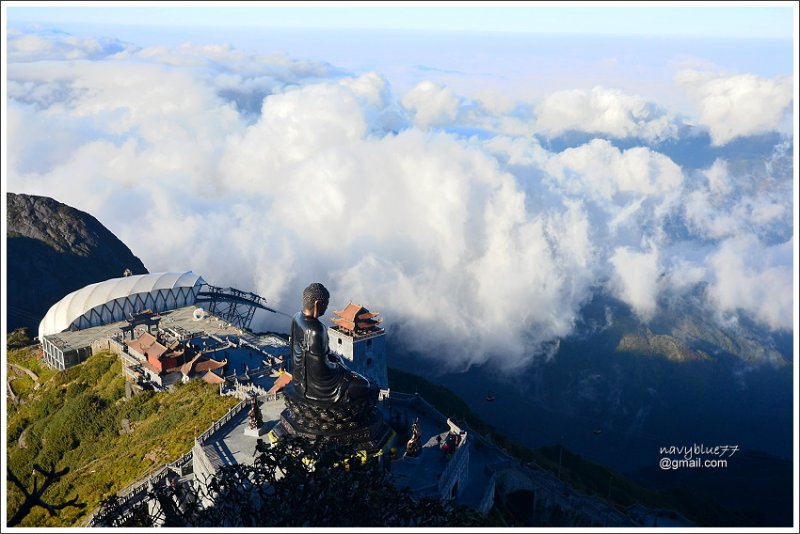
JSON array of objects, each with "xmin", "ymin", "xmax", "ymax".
[
  {"xmin": 332, "ymin": 302, "xmax": 382, "ymax": 335},
  {"xmin": 42, "ymin": 305, "xmax": 290, "ymax": 358},
  {"xmin": 126, "ymin": 332, "xmax": 168, "ymax": 360}
]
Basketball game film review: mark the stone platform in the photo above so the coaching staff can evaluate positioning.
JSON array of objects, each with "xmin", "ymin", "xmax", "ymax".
[
  {"xmin": 273, "ymin": 407, "xmax": 392, "ymax": 452},
  {"xmin": 272, "ymin": 385, "xmax": 391, "ymax": 452},
  {"xmin": 244, "ymin": 425, "xmax": 268, "ymax": 437}
]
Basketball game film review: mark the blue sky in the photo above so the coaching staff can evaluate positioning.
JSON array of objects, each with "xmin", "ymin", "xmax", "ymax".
[
  {"xmin": 5, "ymin": 3, "xmax": 795, "ymax": 108},
  {"xmin": 5, "ymin": 3, "xmax": 795, "ymax": 39}
]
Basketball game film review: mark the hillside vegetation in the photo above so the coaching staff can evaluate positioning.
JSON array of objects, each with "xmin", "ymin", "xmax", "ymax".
[
  {"xmin": 6, "ymin": 347, "xmax": 238, "ymax": 527},
  {"xmin": 616, "ymin": 327, "xmax": 710, "ymax": 362}
]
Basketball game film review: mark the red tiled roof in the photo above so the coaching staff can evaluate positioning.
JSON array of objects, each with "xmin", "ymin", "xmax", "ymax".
[
  {"xmin": 180, "ymin": 350, "xmax": 226, "ymax": 377},
  {"xmin": 194, "ymin": 358, "xmax": 226, "ymax": 373},
  {"xmin": 126, "ymin": 332, "xmax": 167, "ymax": 359},
  {"xmin": 333, "ymin": 302, "xmax": 364, "ymax": 322},
  {"xmin": 268, "ymin": 372, "xmax": 292, "ymax": 394},
  {"xmin": 201, "ymin": 371, "xmax": 224, "ymax": 385},
  {"xmin": 333, "ymin": 302, "xmax": 381, "ymax": 333},
  {"xmin": 180, "ymin": 352, "xmax": 203, "ymax": 376},
  {"xmin": 140, "ymin": 359, "xmax": 162, "ymax": 375},
  {"xmin": 332, "ymin": 317, "xmax": 356, "ymax": 330}
]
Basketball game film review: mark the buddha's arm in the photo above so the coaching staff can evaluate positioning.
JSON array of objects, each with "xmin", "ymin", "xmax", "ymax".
[{"xmin": 306, "ymin": 326, "xmax": 339, "ymax": 370}]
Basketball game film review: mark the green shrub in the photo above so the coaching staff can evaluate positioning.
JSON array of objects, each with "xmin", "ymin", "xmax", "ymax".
[
  {"xmin": 7, "ymin": 350, "xmax": 238, "ymax": 527},
  {"xmin": 7, "ymin": 327, "xmax": 32, "ymax": 349},
  {"xmin": 120, "ymin": 391, "xmax": 158, "ymax": 421}
]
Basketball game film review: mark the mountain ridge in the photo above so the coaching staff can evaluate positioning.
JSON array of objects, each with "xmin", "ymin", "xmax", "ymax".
[{"xmin": 6, "ymin": 192, "xmax": 148, "ymax": 334}]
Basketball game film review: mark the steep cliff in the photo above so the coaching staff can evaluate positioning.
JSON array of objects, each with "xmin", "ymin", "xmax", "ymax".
[{"xmin": 6, "ymin": 193, "xmax": 148, "ymax": 334}]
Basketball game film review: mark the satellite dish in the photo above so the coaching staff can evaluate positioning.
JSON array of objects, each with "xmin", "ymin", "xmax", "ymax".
[{"xmin": 193, "ymin": 307, "xmax": 206, "ymax": 320}]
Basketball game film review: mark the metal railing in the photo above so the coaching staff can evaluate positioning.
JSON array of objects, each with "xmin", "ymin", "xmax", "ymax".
[
  {"xmin": 192, "ymin": 443, "xmax": 217, "ymax": 480},
  {"xmin": 85, "ymin": 466, "xmax": 167, "ymax": 526},
  {"xmin": 223, "ymin": 363, "xmax": 275, "ymax": 380},
  {"xmin": 197, "ymin": 400, "xmax": 247, "ymax": 445},
  {"xmin": 438, "ymin": 432, "xmax": 469, "ymax": 498}
]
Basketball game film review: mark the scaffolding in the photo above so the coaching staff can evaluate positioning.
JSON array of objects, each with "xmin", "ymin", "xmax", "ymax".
[{"xmin": 195, "ymin": 286, "xmax": 277, "ymax": 331}]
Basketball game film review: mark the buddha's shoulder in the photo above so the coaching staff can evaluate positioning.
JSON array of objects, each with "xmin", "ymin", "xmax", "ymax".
[{"xmin": 294, "ymin": 313, "xmax": 325, "ymax": 333}]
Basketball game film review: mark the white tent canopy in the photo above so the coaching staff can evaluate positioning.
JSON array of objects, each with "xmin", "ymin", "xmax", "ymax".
[{"xmin": 38, "ymin": 272, "xmax": 205, "ymax": 340}]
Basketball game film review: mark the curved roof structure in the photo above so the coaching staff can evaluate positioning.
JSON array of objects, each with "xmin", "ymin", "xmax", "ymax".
[
  {"xmin": 332, "ymin": 302, "xmax": 382, "ymax": 334},
  {"xmin": 39, "ymin": 272, "xmax": 205, "ymax": 340}
]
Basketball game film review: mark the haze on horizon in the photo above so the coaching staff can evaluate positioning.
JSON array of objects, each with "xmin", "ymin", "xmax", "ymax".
[{"xmin": 2, "ymin": 4, "xmax": 797, "ymax": 372}]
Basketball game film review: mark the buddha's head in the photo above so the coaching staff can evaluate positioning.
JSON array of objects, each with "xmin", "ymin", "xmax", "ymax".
[{"xmin": 302, "ymin": 282, "xmax": 330, "ymax": 318}]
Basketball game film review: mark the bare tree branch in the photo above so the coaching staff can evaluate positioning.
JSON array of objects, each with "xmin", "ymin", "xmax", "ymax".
[
  {"xmin": 93, "ymin": 436, "xmax": 486, "ymax": 528},
  {"xmin": 7, "ymin": 463, "xmax": 86, "ymax": 527}
]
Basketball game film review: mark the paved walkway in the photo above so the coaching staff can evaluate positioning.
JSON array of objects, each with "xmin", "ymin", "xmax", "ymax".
[{"xmin": 202, "ymin": 394, "xmax": 286, "ymax": 467}]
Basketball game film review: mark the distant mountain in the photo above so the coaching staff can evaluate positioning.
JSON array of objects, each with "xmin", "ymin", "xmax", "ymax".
[
  {"xmin": 613, "ymin": 294, "xmax": 789, "ymax": 367},
  {"xmin": 6, "ymin": 193, "xmax": 148, "ymax": 334},
  {"xmin": 391, "ymin": 291, "xmax": 793, "ymax": 526},
  {"xmin": 616, "ymin": 328, "xmax": 711, "ymax": 363}
]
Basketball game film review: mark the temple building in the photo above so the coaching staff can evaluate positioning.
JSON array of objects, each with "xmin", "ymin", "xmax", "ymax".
[
  {"xmin": 179, "ymin": 352, "xmax": 227, "ymax": 385},
  {"xmin": 124, "ymin": 330, "xmax": 228, "ymax": 388},
  {"xmin": 328, "ymin": 302, "xmax": 388, "ymax": 389}
]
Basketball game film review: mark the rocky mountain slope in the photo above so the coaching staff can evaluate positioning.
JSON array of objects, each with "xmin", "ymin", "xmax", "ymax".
[
  {"xmin": 6, "ymin": 193, "xmax": 148, "ymax": 334},
  {"xmin": 404, "ymin": 292, "xmax": 793, "ymax": 526}
]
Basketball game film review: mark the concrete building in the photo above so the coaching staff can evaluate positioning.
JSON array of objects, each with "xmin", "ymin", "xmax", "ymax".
[
  {"xmin": 39, "ymin": 272, "xmax": 205, "ymax": 369},
  {"xmin": 328, "ymin": 302, "xmax": 388, "ymax": 389}
]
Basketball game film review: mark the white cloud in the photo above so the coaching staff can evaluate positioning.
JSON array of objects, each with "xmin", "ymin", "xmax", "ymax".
[
  {"xmin": 664, "ymin": 259, "xmax": 707, "ymax": 292},
  {"xmin": 534, "ymin": 86, "xmax": 677, "ymax": 141},
  {"xmin": 703, "ymin": 158, "xmax": 732, "ymax": 196},
  {"xmin": 474, "ymin": 90, "xmax": 516, "ymax": 115},
  {"xmin": 706, "ymin": 235, "xmax": 793, "ymax": 331},
  {"xmin": 609, "ymin": 245, "xmax": 661, "ymax": 322},
  {"xmin": 11, "ymin": 34, "xmax": 53, "ymax": 54},
  {"xmin": 749, "ymin": 201, "xmax": 785, "ymax": 225},
  {"xmin": 401, "ymin": 80, "xmax": 460, "ymax": 128},
  {"xmin": 7, "ymin": 56, "xmax": 597, "ymax": 371},
  {"xmin": 543, "ymin": 139, "xmax": 683, "ymax": 202},
  {"xmin": 684, "ymin": 189, "xmax": 741, "ymax": 240},
  {"xmin": 134, "ymin": 42, "xmax": 334, "ymax": 82},
  {"xmin": 7, "ymin": 31, "xmax": 139, "ymax": 61},
  {"xmin": 5, "ymin": 28, "xmax": 793, "ymax": 371},
  {"xmin": 683, "ymin": 157, "xmax": 792, "ymax": 242},
  {"xmin": 677, "ymin": 70, "xmax": 793, "ymax": 145},
  {"xmin": 219, "ymin": 81, "xmax": 599, "ymax": 370}
]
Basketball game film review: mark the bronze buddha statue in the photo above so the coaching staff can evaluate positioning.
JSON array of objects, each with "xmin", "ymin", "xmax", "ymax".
[
  {"xmin": 288, "ymin": 283, "xmax": 373, "ymax": 404},
  {"xmin": 280, "ymin": 283, "xmax": 379, "ymax": 440}
]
